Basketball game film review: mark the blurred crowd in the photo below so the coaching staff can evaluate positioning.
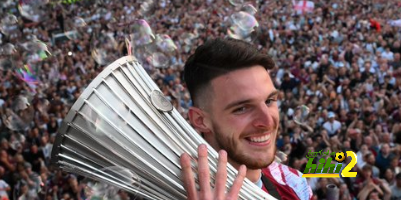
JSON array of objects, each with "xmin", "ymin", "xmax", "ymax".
[{"xmin": 1, "ymin": 0, "xmax": 401, "ymax": 199}]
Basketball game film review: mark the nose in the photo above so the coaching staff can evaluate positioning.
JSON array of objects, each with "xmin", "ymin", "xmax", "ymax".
[{"xmin": 252, "ymin": 103, "xmax": 274, "ymax": 129}]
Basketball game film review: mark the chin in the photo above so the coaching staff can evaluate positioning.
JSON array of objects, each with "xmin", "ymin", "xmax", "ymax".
[
  {"xmin": 243, "ymin": 155, "xmax": 275, "ymax": 170},
  {"xmin": 247, "ymin": 149, "xmax": 276, "ymax": 169}
]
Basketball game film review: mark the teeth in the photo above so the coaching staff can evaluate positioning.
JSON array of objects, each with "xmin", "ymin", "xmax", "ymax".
[{"xmin": 249, "ymin": 135, "xmax": 270, "ymax": 143}]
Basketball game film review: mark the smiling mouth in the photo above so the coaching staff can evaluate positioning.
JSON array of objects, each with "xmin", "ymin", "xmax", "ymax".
[{"xmin": 246, "ymin": 134, "xmax": 271, "ymax": 143}]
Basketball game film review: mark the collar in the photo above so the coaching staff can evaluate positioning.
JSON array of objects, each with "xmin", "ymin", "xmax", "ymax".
[{"xmin": 254, "ymin": 173, "xmax": 263, "ymax": 189}]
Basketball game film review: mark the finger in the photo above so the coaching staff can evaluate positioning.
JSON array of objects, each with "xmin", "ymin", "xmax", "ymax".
[
  {"xmin": 214, "ymin": 150, "xmax": 228, "ymax": 200},
  {"xmin": 226, "ymin": 165, "xmax": 247, "ymax": 200},
  {"xmin": 198, "ymin": 144, "xmax": 212, "ymax": 200},
  {"xmin": 180, "ymin": 153, "xmax": 198, "ymax": 200}
]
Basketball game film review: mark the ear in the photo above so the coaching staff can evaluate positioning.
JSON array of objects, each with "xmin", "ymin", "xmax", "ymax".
[{"xmin": 188, "ymin": 107, "xmax": 212, "ymax": 134}]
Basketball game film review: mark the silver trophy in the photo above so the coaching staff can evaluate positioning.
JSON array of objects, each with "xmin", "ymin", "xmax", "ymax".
[{"xmin": 50, "ymin": 56, "xmax": 276, "ymax": 200}]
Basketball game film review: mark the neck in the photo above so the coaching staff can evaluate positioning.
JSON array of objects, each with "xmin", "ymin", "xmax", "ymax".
[{"xmin": 246, "ymin": 168, "xmax": 262, "ymax": 182}]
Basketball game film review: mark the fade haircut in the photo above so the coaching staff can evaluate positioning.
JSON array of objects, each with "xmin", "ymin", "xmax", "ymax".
[{"xmin": 183, "ymin": 38, "xmax": 275, "ymax": 108}]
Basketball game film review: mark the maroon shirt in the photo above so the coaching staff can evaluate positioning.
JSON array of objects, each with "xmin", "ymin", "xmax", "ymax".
[{"xmin": 261, "ymin": 162, "xmax": 313, "ymax": 200}]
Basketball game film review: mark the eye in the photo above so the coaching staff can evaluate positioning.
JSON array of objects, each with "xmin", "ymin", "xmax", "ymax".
[
  {"xmin": 265, "ymin": 98, "xmax": 277, "ymax": 106},
  {"xmin": 233, "ymin": 106, "xmax": 248, "ymax": 114}
]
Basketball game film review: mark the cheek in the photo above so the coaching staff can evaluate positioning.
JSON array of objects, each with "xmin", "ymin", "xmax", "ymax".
[
  {"xmin": 270, "ymin": 109, "xmax": 280, "ymax": 127},
  {"xmin": 223, "ymin": 119, "xmax": 248, "ymax": 137},
  {"xmin": 223, "ymin": 114, "xmax": 252, "ymax": 129}
]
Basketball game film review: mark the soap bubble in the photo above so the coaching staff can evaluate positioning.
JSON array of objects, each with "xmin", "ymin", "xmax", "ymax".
[
  {"xmin": 91, "ymin": 32, "xmax": 118, "ymax": 65},
  {"xmin": 148, "ymin": 52, "xmax": 170, "ymax": 68},
  {"xmin": 64, "ymin": 15, "xmax": 90, "ymax": 40},
  {"xmin": 229, "ymin": 0, "xmax": 244, "ymax": 7},
  {"xmin": 138, "ymin": 0, "xmax": 156, "ymax": 16},
  {"xmin": 0, "ymin": 43, "xmax": 17, "ymax": 56},
  {"xmin": 3, "ymin": 92, "xmax": 35, "ymax": 131},
  {"xmin": 19, "ymin": 38, "xmax": 51, "ymax": 64},
  {"xmin": 231, "ymin": 11, "xmax": 259, "ymax": 32},
  {"xmin": 18, "ymin": 0, "xmax": 49, "ymax": 22},
  {"xmin": 241, "ymin": 3, "xmax": 258, "ymax": 15},
  {"xmin": 293, "ymin": 105, "xmax": 310, "ymax": 126},
  {"xmin": 15, "ymin": 64, "xmax": 39, "ymax": 85},
  {"xmin": 155, "ymin": 34, "xmax": 177, "ymax": 52},
  {"xmin": 0, "ymin": 14, "xmax": 19, "ymax": 36},
  {"xmin": 130, "ymin": 19, "xmax": 155, "ymax": 46},
  {"xmin": 227, "ymin": 10, "xmax": 259, "ymax": 42}
]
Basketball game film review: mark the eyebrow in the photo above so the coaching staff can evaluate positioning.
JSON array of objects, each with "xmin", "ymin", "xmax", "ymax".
[{"xmin": 223, "ymin": 90, "xmax": 280, "ymax": 111}]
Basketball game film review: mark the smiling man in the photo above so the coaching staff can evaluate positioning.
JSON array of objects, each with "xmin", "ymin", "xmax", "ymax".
[{"xmin": 180, "ymin": 38, "xmax": 312, "ymax": 200}]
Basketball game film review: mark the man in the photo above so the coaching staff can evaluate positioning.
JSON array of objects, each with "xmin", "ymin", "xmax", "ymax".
[
  {"xmin": 353, "ymin": 165, "xmax": 383, "ymax": 199},
  {"xmin": 280, "ymin": 73, "xmax": 298, "ymax": 93},
  {"xmin": 180, "ymin": 38, "xmax": 312, "ymax": 200},
  {"xmin": 363, "ymin": 153, "xmax": 380, "ymax": 178},
  {"xmin": 376, "ymin": 143, "xmax": 395, "ymax": 175},
  {"xmin": 381, "ymin": 47, "xmax": 394, "ymax": 61},
  {"xmin": 391, "ymin": 173, "xmax": 401, "ymax": 200},
  {"xmin": 322, "ymin": 112, "xmax": 341, "ymax": 137},
  {"xmin": 389, "ymin": 53, "xmax": 401, "ymax": 70}
]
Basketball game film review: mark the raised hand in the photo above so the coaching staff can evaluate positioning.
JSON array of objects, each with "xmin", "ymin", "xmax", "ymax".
[{"xmin": 180, "ymin": 144, "xmax": 247, "ymax": 200}]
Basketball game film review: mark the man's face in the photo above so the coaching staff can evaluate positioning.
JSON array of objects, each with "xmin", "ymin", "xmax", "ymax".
[
  {"xmin": 360, "ymin": 144, "xmax": 368, "ymax": 153},
  {"xmin": 284, "ymin": 136, "xmax": 290, "ymax": 143},
  {"xmin": 368, "ymin": 155, "xmax": 375, "ymax": 164},
  {"xmin": 382, "ymin": 144, "xmax": 390, "ymax": 155},
  {"xmin": 362, "ymin": 169, "xmax": 372, "ymax": 178},
  {"xmin": 203, "ymin": 66, "xmax": 279, "ymax": 169},
  {"xmin": 365, "ymin": 137, "xmax": 372, "ymax": 146}
]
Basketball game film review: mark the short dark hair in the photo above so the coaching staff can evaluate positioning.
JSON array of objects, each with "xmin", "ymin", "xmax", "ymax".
[
  {"xmin": 362, "ymin": 164, "xmax": 373, "ymax": 172},
  {"xmin": 183, "ymin": 38, "xmax": 275, "ymax": 107},
  {"xmin": 364, "ymin": 153, "xmax": 372, "ymax": 160}
]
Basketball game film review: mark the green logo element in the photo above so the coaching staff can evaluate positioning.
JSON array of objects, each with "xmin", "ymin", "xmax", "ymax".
[
  {"xmin": 302, "ymin": 150, "xmax": 357, "ymax": 178},
  {"xmin": 304, "ymin": 150, "xmax": 342, "ymax": 174}
]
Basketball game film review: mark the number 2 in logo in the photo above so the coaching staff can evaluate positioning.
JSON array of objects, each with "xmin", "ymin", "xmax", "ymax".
[{"xmin": 341, "ymin": 151, "xmax": 358, "ymax": 177}]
